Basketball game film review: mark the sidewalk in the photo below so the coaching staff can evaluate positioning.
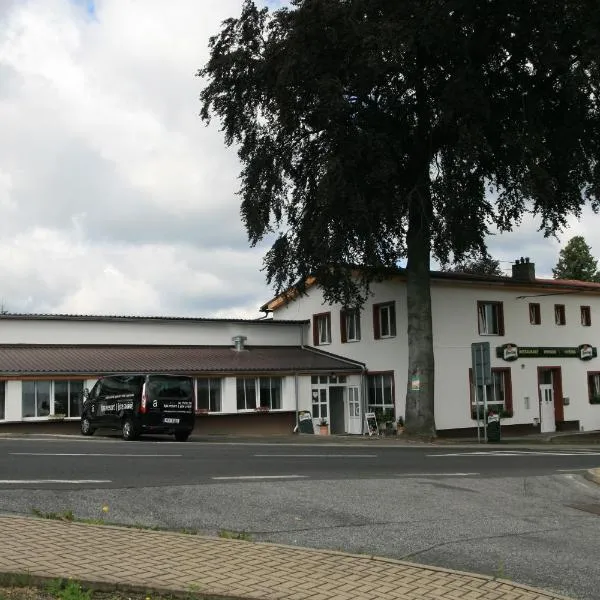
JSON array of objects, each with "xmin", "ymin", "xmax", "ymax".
[{"xmin": 0, "ymin": 515, "xmax": 573, "ymax": 600}]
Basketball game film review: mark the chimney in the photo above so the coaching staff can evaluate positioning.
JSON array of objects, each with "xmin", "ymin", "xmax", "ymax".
[
  {"xmin": 512, "ymin": 257, "xmax": 536, "ymax": 282},
  {"xmin": 232, "ymin": 335, "xmax": 247, "ymax": 351}
]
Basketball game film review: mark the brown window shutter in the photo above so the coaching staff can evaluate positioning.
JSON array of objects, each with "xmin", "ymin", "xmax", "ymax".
[
  {"xmin": 312, "ymin": 316, "xmax": 319, "ymax": 346},
  {"xmin": 373, "ymin": 305, "xmax": 381, "ymax": 339},
  {"xmin": 498, "ymin": 303, "xmax": 505, "ymax": 336},
  {"xmin": 504, "ymin": 369, "xmax": 513, "ymax": 413},
  {"xmin": 340, "ymin": 311, "xmax": 347, "ymax": 343}
]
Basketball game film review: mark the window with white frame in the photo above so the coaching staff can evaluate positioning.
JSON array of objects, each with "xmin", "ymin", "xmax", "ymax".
[
  {"xmin": 259, "ymin": 377, "xmax": 282, "ymax": 410},
  {"xmin": 313, "ymin": 312, "xmax": 331, "ymax": 345},
  {"xmin": 367, "ymin": 373, "xmax": 394, "ymax": 415},
  {"xmin": 236, "ymin": 377, "xmax": 282, "ymax": 411},
  {"xmin": 312, "ymin": 388, "xmax": 328, "ymax": 420},
  {"xmin": 341, "ymin": 309, "xmax": 361, "ymax": 342},
  {"xmin": 374, "ymin": 302, "xmax": 396, "ymax": 339},
  {"xmin": 22, "ymin": 380, "xmax": 84, "ymax": 419},
  {"xmin": 348, "ymin": 386, "xmax": 360, "ymax": 417},
  {"xmin": 0, "ymin": 381, "xmax": 5, "ymax": 420},
  {"xmin": 470, "ymin": 368, "xmax": 512, "ymax": 418},
  {"xmin": 53, "ymin": 380, "xmax": 84, "ymax": 417},
  {"xmin": 477, "ymin": 301, "xmax": 504, "ymax": 335},
  {"xmin": 196, "ymin": 378, "xmax": 222, "ymax": 412}
]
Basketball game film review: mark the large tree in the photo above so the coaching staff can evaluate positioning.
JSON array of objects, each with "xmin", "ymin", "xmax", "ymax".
[
  {"xmin": 443, "ymin": 254, "xmax": 504, "ymax": 277},
  {"xmin": 553, "ymin": 236, "xmax": 600, "ymax": 282},
  {"xmin": 199, "ymin": 0, "xmax": 600, "ymax": 435}
]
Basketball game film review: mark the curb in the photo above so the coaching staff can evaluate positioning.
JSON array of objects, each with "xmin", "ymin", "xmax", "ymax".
[
  {"xmin": 1, "ymin": 515, "xmax": 576, "ymax": 600},
  {"xmin": 0, "ymin": 572, "xmax": 247, "ymax": 600},
  {"xmin": 584, "ymin": 467, "xmax": 600, "ymax": 485}
]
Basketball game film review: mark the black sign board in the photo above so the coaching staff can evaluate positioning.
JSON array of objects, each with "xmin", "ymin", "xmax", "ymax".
[
  {"xmin": 365, "ymin": 412, "xmax": 379, "ymax": 436},
  {"xmin": 497, "ymin": 343, "xmax": 597, "ymax": 361},
  {"xmin": 297, "ymin": 411, "xmax": 315, "ymax": 434}
]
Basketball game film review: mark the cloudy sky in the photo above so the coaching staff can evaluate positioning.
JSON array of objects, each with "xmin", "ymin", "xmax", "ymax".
[{"xmin": 0, "ymin": 0, "xmax": 598, "ymax": 318}]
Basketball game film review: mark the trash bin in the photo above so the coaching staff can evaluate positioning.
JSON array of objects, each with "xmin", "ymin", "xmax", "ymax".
[{"xmin": 487, "ymin": 412, "xmax": 501, "ymax": 443}]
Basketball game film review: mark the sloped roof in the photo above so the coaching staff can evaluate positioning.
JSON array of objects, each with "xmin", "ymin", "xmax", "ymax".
[
  {"xmin": 0, "ymin": 313, "xmax": 308, "ymax": 325},
  {"xmin": 0, "ymin": 345, "xmax": 363, "ymax": 376},
  {"xmin": 261, "ymin": 270, "xmax": 600, "ymax": 311}
]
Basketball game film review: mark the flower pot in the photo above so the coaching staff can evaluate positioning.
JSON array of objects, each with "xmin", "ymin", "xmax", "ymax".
[{"xmin": 319, "ymin": 424, "xmax": 329, "ymax": 435}]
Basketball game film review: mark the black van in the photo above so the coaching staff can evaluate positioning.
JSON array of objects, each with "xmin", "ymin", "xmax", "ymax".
[{"xmin": 80, "ymin": 374, "xmax": 195, "ymax": 441}]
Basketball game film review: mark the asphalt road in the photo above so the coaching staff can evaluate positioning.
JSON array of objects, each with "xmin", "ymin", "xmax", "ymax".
[{"xmin": 1, "ymin": 434, "xmax": 600, "ymax": 600}]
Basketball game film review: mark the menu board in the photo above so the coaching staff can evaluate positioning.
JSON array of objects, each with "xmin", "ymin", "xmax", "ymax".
[
  {"xmin": 365, "ymin": 412, "xmax": 379, "ymax": 436},
  {"xmin": 297, "ymin": 410, "xmax": 315, "ymax": 434}
]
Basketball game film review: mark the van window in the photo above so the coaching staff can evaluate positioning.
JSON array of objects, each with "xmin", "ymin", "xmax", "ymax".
[
  {"xmin": 147, "ymin": 376, "xmax": 193, "ymax": 399},
  {"xmin": 101, "ymin": 376, "xmax": 144, "ymax": 397}
]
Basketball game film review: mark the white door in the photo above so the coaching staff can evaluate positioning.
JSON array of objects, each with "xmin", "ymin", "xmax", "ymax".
[
  {"xmin": 539, "ymin": 384, "xmax": 556, "ymax": 433},
  {"xmin": 347, "ymin": 387, "xmax": 361, "ymax": 435}
]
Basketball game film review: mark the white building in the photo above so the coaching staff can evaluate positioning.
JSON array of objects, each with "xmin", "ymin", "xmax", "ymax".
[
  {"xmin": 2, "ymin": 258, "xmax": 599, "ymax": 437},
  {"xmin": 0, "ymin": 314, "xmax": 363, "ymax": 435},
  {"xmin": 262, "ymin": 259, "xmax": 600, "ymax": 435}
]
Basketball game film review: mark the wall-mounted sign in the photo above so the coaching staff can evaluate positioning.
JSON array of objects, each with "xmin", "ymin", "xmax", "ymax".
[
  {"xmin": 497, "ymin": 343, "xmax": 597, "ymax": 361},
  {"xmin": 410, "ymin": 374, "xmax": 421, "ymax": 391}
]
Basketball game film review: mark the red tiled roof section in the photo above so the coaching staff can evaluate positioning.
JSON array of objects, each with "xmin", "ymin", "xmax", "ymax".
[{"xmin": 0, "ymin": 345, "xmax": 363, "ymax": 376}]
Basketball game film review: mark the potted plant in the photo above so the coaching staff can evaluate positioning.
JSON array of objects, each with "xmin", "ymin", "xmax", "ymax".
[
  {"xmin": 318, "ymin": 418, "xmax": 329, "ymax": 435},
  {"xmin": 396, "ymin": 416, "xmax": 405, "ymax": 434}
]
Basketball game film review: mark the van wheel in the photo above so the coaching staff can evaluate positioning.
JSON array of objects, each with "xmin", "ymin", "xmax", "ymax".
[
  {"xmin": 81, "ymin": 416, "xmax": 95, "ymax": 436},
  {"xmin": 174, "ymin": 430, "xmax": 191, "ymax": 442},
  {"xmin": 122, "ymin": 419, "xmax": 139, "ymax": 441}
]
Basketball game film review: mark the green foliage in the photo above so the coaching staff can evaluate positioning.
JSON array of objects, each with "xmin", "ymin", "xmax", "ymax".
[
  {"xmin": 552, "ymin": 236, "xmax": 600, "ymax": 282},
  {"xmin": 31, "ymin": 508, "xmax": 75, "ymax": 522},
  {"xmin": 45, "ymin": 579, "xmax": 92, "ymax": 600},
  {"xmin": 443, "ymin": 253, "xmax": 504, "ymax": 277},
  {"xmin": 217, "ymin": 529, "xmax": 252, "ymax": 541},
  {"xmin": 200, "ymin": 0, "xmax": 600, "ymax": 434}
]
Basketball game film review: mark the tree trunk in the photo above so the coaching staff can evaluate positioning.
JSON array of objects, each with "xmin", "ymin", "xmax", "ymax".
[{"xmin": 404, "ymin": 183, "xmax": 436, "ymax": 436}]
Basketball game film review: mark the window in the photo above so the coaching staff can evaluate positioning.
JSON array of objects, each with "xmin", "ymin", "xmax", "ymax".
[
  {"xmin": 312, "ymin": 388, "xmax": 328, "ymax": 420},
  {"xmin": 22, "ymin": 380, "xmax": 84, "ymax": 418},
  {"xmin": 0, "ymin": 381, "xmax": 5, "ymax": 420},
  {"xmin": 312, "ymin": 312, "xmax": 331, "ymax": 345},
  {"xmin": 555, "ymin": 304, "xmax": 566, "ymax": 325},
  {"xmin": 477, "ymin": 301, "xmax": 504, "ymax": 335},
  {"xmin": 367, "ymin": 373, "xmax": 394, "ymax": 416},
  {"xmin": 469, "ymin": 368, "xmax": 513, "ymax": 418},
  {"xmin": 340, "ymin": 308, "xmax": 361, "ymax": 342},
  {"xmin": 529, "ymin": 303, "xmax": 541, "ymax": 325},
  {"xmin": 311, "ymin": 375, "xmax": 346, "ymax": 384},
  {"xmin": 22, "ymin": 380, "xmax": 51, "ymax": 418},
  {"xmin": 53, "ymin": 380, "xmax": 84, "ymax": 417},
  {"xmin": 373, "ymin": 302, "xmax": 396, "ymax": 339},
  {"xmin": 588, "ymin": 372, "xmax": 600, "ymax": 404},
  {"xmin": 236, "ymin": 377, "xmax": 282, "ymax": 411},
  {"xmin": 581, "ymin": 306, "xmax": 592, "ymax": 327},
  {"xmin": 258, "ymin": 377, "xmax": 282, "ymax": 410},
  {"xmin": 196, "ymin": 378, "xmax": 222, "ymax": 412}
]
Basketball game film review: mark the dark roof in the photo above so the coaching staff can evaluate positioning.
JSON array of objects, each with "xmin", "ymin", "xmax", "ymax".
[
  {"xmin": 261, "ymin": 270, "xmax": 600, "ymax": 311},
  {"xmin": 0, "ymin": 345, "xmax": 363, "ymax": 376},
  {"xmin": 0, "ymin": 313, "xmax": 307, "ymax": 325}
]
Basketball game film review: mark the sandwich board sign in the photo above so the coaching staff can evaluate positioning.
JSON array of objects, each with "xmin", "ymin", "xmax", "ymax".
[{"xmin": 365, "ymin": 412, "xmax": 379, "ymax": 436}]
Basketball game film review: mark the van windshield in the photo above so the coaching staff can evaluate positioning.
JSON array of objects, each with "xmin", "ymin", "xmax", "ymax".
[{"xmin": 147, "ymin": 376, "xmax": 193, "ymax": 399}]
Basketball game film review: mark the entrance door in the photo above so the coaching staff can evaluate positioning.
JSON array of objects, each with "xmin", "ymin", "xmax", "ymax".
[
  {"xmin": 347, "ymin": 387, "xmax": 362, "ymax": 434},
  {"xmin": 329, "ymin": 387, "xmax": 345, "ymax": 434},
  {"xmin": 539, "ymin": 384, "xmax": 556, "ymax": 433}
]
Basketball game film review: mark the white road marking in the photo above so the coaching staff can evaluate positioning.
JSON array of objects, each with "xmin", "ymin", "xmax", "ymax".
[
  {"xmin": 10, "ymin": 453, "xmax": 182, "ymax": 457},
  {"xmin": 253, "ymin": 454, "xmax": 377, "ymax": 458},
  {"xmin": 562, "ymin": 474, "xmax": 594, "ymax": 490},
  {"xmin": 396, "ymin": 472, "xmax": 479, "ymax": 477},
  {"xmin": 211, "ymin": 475, "xmax": 307, "ymax": 480},
  {"xmin": 0, "ymin": 480, "xmax": 111, "ymax": 484},
  {"xmin": 556, "ymin": 468, "xmax": 593, "ymax": 472},
  {"xmin": 428, "ymin": 451, "xmax": 600, "ymax": 457}
]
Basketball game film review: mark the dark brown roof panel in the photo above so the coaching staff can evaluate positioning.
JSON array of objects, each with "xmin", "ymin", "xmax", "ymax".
[{"xmin": 0, "ymin": 345, "xmax": 363, "ymax": 376}]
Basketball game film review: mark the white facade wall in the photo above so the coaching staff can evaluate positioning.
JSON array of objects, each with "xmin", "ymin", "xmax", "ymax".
[
  {"xmin": 0, "ymin": 318, "xmax": 305, "ymax": 346},
  {"xmin": 272, "ymin": 278, "xmax": 600, "ymax": 431}
]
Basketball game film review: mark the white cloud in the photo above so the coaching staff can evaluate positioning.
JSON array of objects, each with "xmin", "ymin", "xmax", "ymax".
[{"xmin": 0, "ymin": 0, "xmax": 598, "ymax": 321}]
